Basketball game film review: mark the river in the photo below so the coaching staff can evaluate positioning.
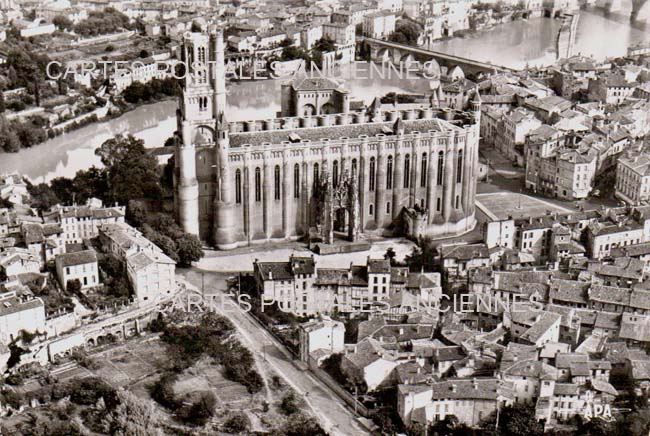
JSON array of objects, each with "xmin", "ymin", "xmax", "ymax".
[
  {"xmin": 429, "ymin": 7, "xmax": 649, "ymax": 69},
  {"xmin": 0, "ymin": 7, "xmax": 647, "ymax": 182},
  {"xmin": 0, "ymin": 69, "xmax": 434, "ymax": 184}
]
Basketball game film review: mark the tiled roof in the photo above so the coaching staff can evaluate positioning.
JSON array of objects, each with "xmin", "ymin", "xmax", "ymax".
[
  {"xmin": 429, "ymin": 378, "xmax": 514, "ymax": 401},
  {"xmin": 55, "ymin": 250, "xmax": 97, "ymax": 268},
  {"xmin": 256, "ymin": 261, "xmax": 293, "ymax": 280},
  {"xmin": 439, "ymin": 243, "xmax": 489, "ymax": 261}
]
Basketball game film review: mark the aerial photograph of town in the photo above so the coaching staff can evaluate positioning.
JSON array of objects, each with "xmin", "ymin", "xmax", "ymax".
[{"xmin": 0, "ymin": 0, "xmax": 650, "ymax": 434}]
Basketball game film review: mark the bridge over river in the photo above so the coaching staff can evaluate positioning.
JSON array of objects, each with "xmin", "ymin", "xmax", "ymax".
[{"xmin": 360, "ymin": 37, "xmax": 518, "ymax": 77}]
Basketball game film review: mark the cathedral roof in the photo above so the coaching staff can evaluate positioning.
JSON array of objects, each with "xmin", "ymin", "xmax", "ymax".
[{"xmin": 229, "ymin": 117, "xmax": 457, "ymax": 148}]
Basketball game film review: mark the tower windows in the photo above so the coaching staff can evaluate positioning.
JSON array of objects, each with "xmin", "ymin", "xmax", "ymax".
[
  {"xmin": 333, "ymin": 160, "xmax": 339, "ymax": 187},
  {"xmin": 387, "ymin": 155, "xmax": 393, "ymax": 189},
  {"xmin": 455, "ymin": 195, "xmax": 460, "ymax": 209},
  {"xmin": 198, "ymin": 96, "xmax": 209, "ymax": 112},
  {"xmin": 436, "ymin": 197, "xmax": 441, "ymax": 212},
  {"xmin": 351, "ymin": 159, "xmax": 358, "ymax": 179},
  {"xmin": 457, "ymin": 149, "xmax": 463, "ymax": 184},
  {"xmin": 235, "ymin": 169, "xmax": 242, "ymax": 204},
  {"xmin": 437, "ymin": 151, "xmax": 444, "ymax": 185},
  {"xmin": 421, "ymin": 153, "xmax": 428, "ymax": 188},
  {"xmin": 386, "ymin": 202, "xmax": 391, "ymax": 214},
  {"xmin": 274, "ymin": 165, "xmax": 281, "ymax": 200},
  {"xmin": 294, "ymin": 164, "xmax": 300, "ymax": 198},
  {"xmin": 313, "ymin": 163, "xmax": 319, "ymax": 193},
  {"xmin": 369, "ymin": 157, "xmax": 376, "ymax": 191},
  {"xmin": 255, "ymin": 167, "xmax": 261, "ymax": 202},
  {"xmin": 369, "ymin": 204, "xmax": 374, "ymax": 216},
  {"xmin": 404, "ymin": 154, "xmax": 410, "ymax": 188}
]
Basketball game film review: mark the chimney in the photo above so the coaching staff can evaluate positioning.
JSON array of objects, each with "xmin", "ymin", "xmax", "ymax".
[
  {"xmin": 451, "ymin": 384, "xmax": 457, "ymax": 393},
  {"xmin": 269, "ymin": 271, "xmax": 273, "ymax": 280},
  {"xmin": 473, "ymin": 378, "xmax": 478, "ymax": 390}
]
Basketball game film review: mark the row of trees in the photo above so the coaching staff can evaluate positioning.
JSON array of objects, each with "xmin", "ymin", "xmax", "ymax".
[
  {"xmin": 122, "ymin": 77, "xmax": 179, "ymax": 105},
  {"xmin": 0, "ymin": 115, "xmax": 48, "ymax": 152},
  {"xmin": 72, "ymin": 8, "xmax": 132, "ymax": 37},
  {"xmin": 277, "ymin": 36, "xmax": 336, "ymax": 69}
]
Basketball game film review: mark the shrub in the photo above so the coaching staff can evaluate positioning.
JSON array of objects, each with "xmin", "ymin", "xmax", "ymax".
[
  {"xmin": 280, "ymin": 391, "xmax": 300, "ymax": 415},
  {"xmin": 222, "ymin": 411, "xmax": 250, "ymax": 433}
]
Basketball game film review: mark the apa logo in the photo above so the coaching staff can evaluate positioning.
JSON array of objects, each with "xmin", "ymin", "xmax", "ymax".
[
  {"xmin": 583, "ymin": 404, "xmax": 613, "ymax": 422},
  {"xmin": 582, "ymin": 391, "xmax": 615, "ymax": 422}
]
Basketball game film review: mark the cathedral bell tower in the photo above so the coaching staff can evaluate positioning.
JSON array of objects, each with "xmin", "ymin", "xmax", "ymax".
[{"xmin": 175, "ymin": 26, "xmax": 234, "ymax": 246}]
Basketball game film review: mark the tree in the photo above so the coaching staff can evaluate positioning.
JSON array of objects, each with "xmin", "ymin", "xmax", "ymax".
[
  {"xmin": 280, "ymin": 391, "xmax": 300, "ymax": 415},
  {"xmin": 101, "ymin": 390, "xmax": 164, "ymax": 436},
  {"xmin": 28, "ymin": 183, "xmax": 60, "ymax": 210},
  {"xmin": 139, "ymin": 49, "xmax": 150, "ymax": 59},
  {"xmin": 280, "ymin": 413, "xmax": 327, "ymax": 436},
  {"xmin": 389, "ymin": 20, "xmax": 422, "ymax": 46},
  {"xmin": 176, "ymin": 234, "xmax": 204, "ymax": 267},
  {"xmin": 95, "ymin": 134, "xmax": 162, "ymax": 204},
  {"xmin": 481, "ymin": 403, "xmax": 544, "ymax": 436},
  {"xmin": 150, "ymin": 373, "xmax": 178, "ymax": 409},
  {"xmin": 66, "ymin": 279, "xmax": 82, "ymax": 294},
  {"xmin": 222, "ymin": 411, "xmax": 250, "ymax": 434},
  {"xmin": 190, "ymin": 21, "xmax": 202, "ymax": 32},
  {"xmin": 178, "ymin": 391, "xmax": 216, "ymax": 425},
  {"xmin": 384, "ymin": 247, "xmax": 397, "ymax": 265},
  {"xmin": 126, "ymin": 200, "xmax": 148, "ymax": 227},
  {"xmin": 53, "ymin": 15, "xmax": 73, "ymax": 30},
  {"xmin": 404, "ymin": 236, "xmax": 437, "ymax": 272}
]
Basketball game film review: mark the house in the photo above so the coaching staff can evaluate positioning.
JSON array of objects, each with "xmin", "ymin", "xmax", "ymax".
[
  {"xmin": 55, "ymin": 250, "xmax": 98, "ymax": 290},
  {"xmin": 399, "ymin": 378, "xmax": 515, "ymax": 427},
  {"xmin": 0, "ymin": 290, "xmax": 46, "ymax": 345},
  {"xmin": 439, "ymin": 243, "xmax": 490, "ymax": 278},
  {"xmin": 500, "ymin": 359, "xmax": 558, "ymax": 404},
  {"xmin": 44, "ymin": 201, "xmax": 125, "ymax": 245},
  {"xmin": 362, "ymin": 11, "xmax": 395, "ymax": 39},
  {"xmin": 126, "ymin": 250, "xmax": 176, "ymax": 304},
  {"xmin": 0, "ymin": 173, "xmax": 29, "ymax": 206},
  {"xmin": 0, "ymin": 248, "xmax": 40, "ymax": 277},
  {"xmin": 341, "ymin": 337, "xmax": 398, "ymax": 391},
  {"xmin": 616, "ymin": 149, "xmax": 650, "ymax": 206},
  {"xmin": 299, "ymin": 316, "xmax": 345, "ymax": 362},
  {"xmin": 506, "ymin": 307, "xmax": 562, "ymax": 347}
]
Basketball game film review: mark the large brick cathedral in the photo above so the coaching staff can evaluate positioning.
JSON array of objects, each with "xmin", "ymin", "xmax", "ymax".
[{"xmin": 174, "ymin": 27, "xmax": 481, "ymax": 249}]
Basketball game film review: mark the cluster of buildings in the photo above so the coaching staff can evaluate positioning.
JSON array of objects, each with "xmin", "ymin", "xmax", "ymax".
[
  {"xmin": 254, "ymin": 255, "xmax": 441, "ymax": 316},
  {"xmin": 0, "ymin": 194, "xmax": 177, "ymax": 370},
  {"xmin": 293, "ymin": 205, "xmax": 650, "ymax": 431},
  {"xmin": 472, "ymin": 57, "xmax": 650, "ymax": 201}
]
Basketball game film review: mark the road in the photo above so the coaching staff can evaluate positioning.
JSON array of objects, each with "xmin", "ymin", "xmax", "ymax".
[{"xmin": 178, "ymin": 269, "xmax": 371, "ymax": 436}]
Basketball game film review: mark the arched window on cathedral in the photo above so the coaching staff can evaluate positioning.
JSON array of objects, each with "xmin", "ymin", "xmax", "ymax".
[
  {"xmin": 294, "ymin": 164, "xmax": 300, "ymax": 198},
  {"xmin": 235, "ymin": 169, "xmax": 242, "ymax": 204},
  {"xmin": 255, "ymin": 168, "xmax": 261, "ymax": 202},
  {"xmin": 404, "ymin": 154, "xmax": 410, "ymax": 188},
  {"xmin": 457, "ymin": 149, "xmax": 463, "ymax": 184},
  {"xmin": 333, "ymin": 160, "xmax": 339, "ymax": 188},
  {"xmin": 313, "ymin": 163, "xmax": 319, "ymax": 194},
  {"xmin": 274, "ymin": 165, "xmax": 281, "ymax": 200},
  {"xmin": 351, "ymin": 158, "xmax": 358, "ymax": 180},
  {"xmin": 369, "ymin": 157, "xmax": 375, "ymax": 191},
  {"xmin": 421, "ymin": 153, "xmax": 428, "ymax": 188},
  {"xmin": 387, "ymin": 156, "xmax": 393, "ymax": 189},
  {"xmin": 437, "ymin": 151, "xmax": 444, "ymax": 186}
]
